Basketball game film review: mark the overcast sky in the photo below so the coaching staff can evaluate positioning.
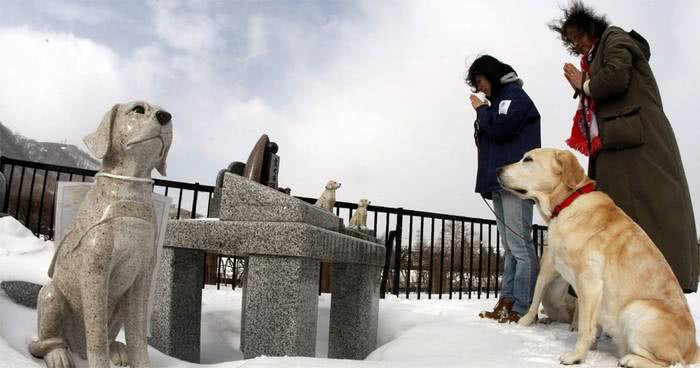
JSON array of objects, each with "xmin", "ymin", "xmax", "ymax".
[{"xmin": 0, "ymin": 0, "xmax": 698, "ymax": 226}]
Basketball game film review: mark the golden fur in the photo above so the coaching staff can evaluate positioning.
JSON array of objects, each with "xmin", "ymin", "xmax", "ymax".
[{"xmin": 499, "ymin": 148, "xmax": 698, "ymax": 367}]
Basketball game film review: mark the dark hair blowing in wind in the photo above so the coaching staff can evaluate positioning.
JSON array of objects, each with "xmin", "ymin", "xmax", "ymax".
[
  {"xmin": 549, "ymin": 0, "xmax": 610, "ymax": 55},
  {"xmin": 465, "ymin": 55, "xmax": 516, "ymax": 97}
]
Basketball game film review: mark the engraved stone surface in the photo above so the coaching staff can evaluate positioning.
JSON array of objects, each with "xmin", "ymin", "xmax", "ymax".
[
  {"xmin": 262, "ymin": 150, "xmax": 280, "ymax": 189},
  {"xmin": 219, "ymin": 173, "xmax": 342, "ymax": 231}
]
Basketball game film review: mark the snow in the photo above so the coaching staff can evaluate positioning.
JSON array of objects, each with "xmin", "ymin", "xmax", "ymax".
[{"xmin": 0, "ymin": 216, "xmax": 698, "ymax": 367}]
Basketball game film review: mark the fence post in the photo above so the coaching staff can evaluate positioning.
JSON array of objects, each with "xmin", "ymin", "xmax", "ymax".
[
  {"xmin": 391, "ymin": 208, "xmax": 403, "ymax": 297},
  {"xmin": 0, "ymin": 165, "xmax": 6, "ymax": 214},
  {"xmin": 191, "ymin": 183, "xmax": 199, "ymax": 219},
  {"xmin": 379, "ymin": 230, "xmax": 396, "ymax": 299}
]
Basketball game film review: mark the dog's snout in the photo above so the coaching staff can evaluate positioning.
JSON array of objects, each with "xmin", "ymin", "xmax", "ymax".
[{"xmin": 156, "ymin": 110, "xmax": 172, "ymax": 125}]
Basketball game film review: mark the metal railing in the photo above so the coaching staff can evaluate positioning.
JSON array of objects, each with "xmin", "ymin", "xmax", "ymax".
[{"xmin": 0, "ymin": 156, "xmax": 548, "ymax": 299}]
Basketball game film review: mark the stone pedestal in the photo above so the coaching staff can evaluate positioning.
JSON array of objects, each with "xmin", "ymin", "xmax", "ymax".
[
  {"xmin": 241, "ymin": 255, "xmax": 320, "ymax": 358},
  {"xmin": 149, "ymin": 247, "xmax": 204, "ymax": 363},
  {"xmin": 328, "ymin": 263, "xmax": 382, "ymax": 359}
]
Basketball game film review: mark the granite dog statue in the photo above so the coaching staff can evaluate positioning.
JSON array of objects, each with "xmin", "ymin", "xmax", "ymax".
[
  {"xmin": 30, "ymin": 102, "xmax": 173, "ymax": 368},
  {"xmin": 315, "ymin": 180, "xmax": 341, "ymax": 212},
  {"xmin": 349, "ymin": 199, "xmax": 370, "ymax": 229}
]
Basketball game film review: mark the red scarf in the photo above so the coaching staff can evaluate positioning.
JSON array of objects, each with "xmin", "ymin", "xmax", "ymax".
[{"xmin": 566, "ymin": 49, "xmax": 602, "ymax": 157}]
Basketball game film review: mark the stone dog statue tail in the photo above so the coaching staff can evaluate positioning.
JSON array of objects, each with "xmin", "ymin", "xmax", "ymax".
[
  {"xmin": 29, "ymin": 101, "xmax": 172, "ymax": 368},
  {"xmin": 315, "ymin": 180, "xmax": 341, "ymax": 212}
]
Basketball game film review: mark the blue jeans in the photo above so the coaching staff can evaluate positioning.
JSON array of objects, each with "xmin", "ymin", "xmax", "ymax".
[{"xmin": 492, "ymin": 190, "xmax": 538, "ymax": 315}]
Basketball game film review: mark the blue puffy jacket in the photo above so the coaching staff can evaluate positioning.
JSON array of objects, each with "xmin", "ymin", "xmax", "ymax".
[{"xmin": 474, "ymin": 82, "xmax": 541, "ymax": 197}]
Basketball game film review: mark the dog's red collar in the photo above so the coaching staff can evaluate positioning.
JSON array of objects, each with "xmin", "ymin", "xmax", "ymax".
[{"xmin": 551, "ymin": 183, "xmax": 597, "ymax": 219}]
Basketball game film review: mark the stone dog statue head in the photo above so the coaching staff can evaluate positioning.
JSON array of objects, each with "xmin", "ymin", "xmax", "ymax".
[{"xmin": 84, "ymin": 101, "xmax": 173, "ymax": 177}]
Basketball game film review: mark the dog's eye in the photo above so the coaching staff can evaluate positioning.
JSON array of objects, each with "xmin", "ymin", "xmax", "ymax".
[
  {"xmin": 131, "ymin": 105, "xmax": 145, "ymax": 114},
  {"xmin": 523, "ymin": 156, "xmax": 533, "ymax": 163}
]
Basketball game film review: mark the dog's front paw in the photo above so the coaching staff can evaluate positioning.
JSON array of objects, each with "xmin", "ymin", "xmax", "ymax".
[
  {"xmin": 518, "ymin": 312, "xmax": 537, "ymax": 326},
  {"xmin": 618, "ymin": 354, "xmax": 648, "ymax": 367},
  {"xmin": 110, "ymin": 341, "xmax": 129, "ymax": 366},
  {"xmin": 45, "ymin": 348, "xmax": 74, "ymax": 368},
  {"xmin": 559, "ymin": 351, "xmax": 583, "ymax": 365}
]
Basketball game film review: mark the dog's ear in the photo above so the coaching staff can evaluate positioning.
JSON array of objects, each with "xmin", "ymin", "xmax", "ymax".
[
  {"xmin": 84, "ymin": 104, "xmax": 119, "ymax": 159},
  {"xmin": 556, "ymin": 150, "xmax": 585, "ymax": 189}
]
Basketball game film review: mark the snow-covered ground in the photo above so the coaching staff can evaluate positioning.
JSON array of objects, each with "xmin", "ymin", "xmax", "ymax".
[{"xmin": 1, "ymin": 216, "xmax": 698, "ymax": 368}]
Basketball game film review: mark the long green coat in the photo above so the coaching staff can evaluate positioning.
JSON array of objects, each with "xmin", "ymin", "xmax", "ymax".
[{"xmin": 588, "ymin": 26, "xmax": 698, "ymax": 291}]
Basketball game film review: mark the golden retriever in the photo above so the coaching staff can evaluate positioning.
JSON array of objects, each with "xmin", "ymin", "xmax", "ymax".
[{"xmin": 499, "ymin": 148, "xmax": 698, "ymax": 367}]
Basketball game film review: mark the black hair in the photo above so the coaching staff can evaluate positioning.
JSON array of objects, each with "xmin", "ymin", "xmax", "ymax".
[
  {"xmin": 549, "ymin": 0, "xmax": 610, "ymax": 55},
  {"xmin": 465, "ymin": 55, "xmax": 516, "ymax": 97}
]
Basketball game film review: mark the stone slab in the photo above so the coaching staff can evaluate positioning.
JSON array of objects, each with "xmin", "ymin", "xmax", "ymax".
[
  {"xmin": 343, "ymin": 227, "xmax": 378, "ymax": 243},
  {"xmin": 1, "ymin": 280, "xmax": 43, "ymax": 309},
  {"xmin": 219, "ymin": 173, "xmax": 342, "ymax": 231},
  {"xmin": 164, "ymin": 219, "xmax": 385, "ymax": 267}
]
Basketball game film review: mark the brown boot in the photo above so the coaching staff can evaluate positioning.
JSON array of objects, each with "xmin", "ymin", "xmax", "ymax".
[
  {"xmin": 478, "ymin": 298, "xmax": 513, "ymax": 320},
  {"xmin": 498, "ymin": 310, "xmax": 521, "ymax": 324}
]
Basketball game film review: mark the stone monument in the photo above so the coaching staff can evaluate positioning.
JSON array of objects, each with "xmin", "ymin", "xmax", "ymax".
[
  {"xmin": 152, "ymin": 154, "xmax": 384, "ymax": 361},
  {"xmin": 208, "ymin": 134, "xmax": 284, "ymax": 218},
  {"xmin": 30, "ymin": 101, "xmax": 173, "ymax": 368}
]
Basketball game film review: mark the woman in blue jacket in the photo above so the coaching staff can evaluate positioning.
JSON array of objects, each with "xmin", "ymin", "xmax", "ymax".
[{"xmin": 466, "ymin": 55, "xmax": 541, "ymax": 323}]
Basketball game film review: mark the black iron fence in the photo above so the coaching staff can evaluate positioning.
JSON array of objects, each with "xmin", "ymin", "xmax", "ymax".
[{"xmin": 0, "ymin": 156, "xmax": 547, "ymax": 300}]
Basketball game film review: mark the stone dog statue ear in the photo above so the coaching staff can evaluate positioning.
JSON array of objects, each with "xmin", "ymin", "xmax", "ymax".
[
  {"xmin": 155, "ymin": 133, "xmax": 171, "ymax": 176},
  {"xmin": 83, "ymin": 104, "xmax": 120, "ymax": 160}
]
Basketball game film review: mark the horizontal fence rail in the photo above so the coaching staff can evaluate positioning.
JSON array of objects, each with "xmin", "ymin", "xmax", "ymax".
[{"xmin": 0, "ymin": 156, "xmax": 548, "ymax": 299}]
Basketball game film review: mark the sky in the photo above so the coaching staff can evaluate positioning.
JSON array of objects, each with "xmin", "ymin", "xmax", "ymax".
[{"xmin": 0, "ymin": 0, "xmax": 698, "ymax": 226}]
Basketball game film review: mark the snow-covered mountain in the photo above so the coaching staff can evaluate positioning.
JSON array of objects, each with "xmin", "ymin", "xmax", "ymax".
[{"xmin": 0, "ymin": 121, "xmax": 99, "ymax": 170}]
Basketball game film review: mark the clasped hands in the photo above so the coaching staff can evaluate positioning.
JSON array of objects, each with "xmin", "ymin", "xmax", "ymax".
[{"xmin": 564, "ymin": 63, "xmax": 584, "ymax": 91}]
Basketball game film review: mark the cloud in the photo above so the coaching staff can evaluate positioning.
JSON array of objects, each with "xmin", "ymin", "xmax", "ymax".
[
  {"xmin": 149, "ymin": 0, "xmax": 224, "ymax": 54},
  {"xmin": 0, "ymin": 27, "xmax": 125, "ymax": 145},
  {"xmin": 33, "ymin": 2, "xmax": 114, "ymax": 25},
  {"xmin": 0, "ymin": 0, "xmax": 698, "ymax": 229},
  {"xmin": 247, "ymin": 16, "xmax": 267, "ymax": 60}
]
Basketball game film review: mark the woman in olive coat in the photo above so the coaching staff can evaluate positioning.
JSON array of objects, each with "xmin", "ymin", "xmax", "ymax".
[{"xmin": 550, "ymin": 1, "xmax": 698, "ymax": 292}]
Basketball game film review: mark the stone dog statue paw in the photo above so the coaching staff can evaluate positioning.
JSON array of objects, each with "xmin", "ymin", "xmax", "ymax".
[
  {"xmin": 29, "ymin": 101, "xmax": 172, "ymax": 368},
  {"xmin": 315, "ymin": 180, "xmax": 341, "ymax": 212}
]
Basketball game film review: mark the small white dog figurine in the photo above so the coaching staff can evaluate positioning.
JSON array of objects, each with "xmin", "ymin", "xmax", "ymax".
[
  {"xmin": 315, "ymin": 180, "xmax": 341, "ymax": 212},
  {"xmin": 349, "ymin": 199, "xmax": 370, "ymax": 229},
  {"xmin": 30, "ymin": 102, "xmax": 172, "ymax": 368}
]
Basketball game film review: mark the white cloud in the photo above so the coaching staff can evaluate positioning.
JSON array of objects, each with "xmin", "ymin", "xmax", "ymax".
[
  {"xmin": 149, "ymin": 0, "xmax": 223, "ymax": 54},
  {"xmin": 247, "ymin": 16, "xmax": 267, "ymax": 60},
  {"xmin": 35, "ymin": 2, "xmax": 113, "ymax": 25},
  {"xmin": 0, "ymin": 27, "xmax": 125, "ymax": 146},
  {"xmin": 0, "ymin": 0, "xmax": 698, "ymax": 228}
]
